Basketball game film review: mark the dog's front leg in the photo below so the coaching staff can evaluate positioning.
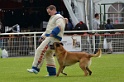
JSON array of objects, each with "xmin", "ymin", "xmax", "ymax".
[
  {"xmin": 56, "ymin": 66, "xmax": 63, "ymax": 77},
  {"xmin": 61, "ymin": 66, "xmax": 67, "ymax": 76}
]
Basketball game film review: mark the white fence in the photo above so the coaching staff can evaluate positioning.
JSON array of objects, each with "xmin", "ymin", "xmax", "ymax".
[{"xmin": 0, "ymin": 29, "xmax": 124, "ymax": 57}]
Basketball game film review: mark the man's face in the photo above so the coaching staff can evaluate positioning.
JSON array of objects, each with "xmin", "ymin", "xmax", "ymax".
[
  {"xmin": 96, "ymin": 15, "xmax": 99, "ymax": 19},
  {"xmin": 47, "ymin": 9, "xmax": 55, "ymax": 16}
]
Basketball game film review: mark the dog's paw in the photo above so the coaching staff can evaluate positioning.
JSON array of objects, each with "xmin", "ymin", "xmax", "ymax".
[
  {"xmin": 56, "ymin": 74, "xmax": 59, "ymax": 77},
  {"xmin": 89, "ymin": 71, "xmax": 92, "ymax": 75},
  {"xmin": 62, "ymin": 72, "xmax": 67, "ymax": 76}
]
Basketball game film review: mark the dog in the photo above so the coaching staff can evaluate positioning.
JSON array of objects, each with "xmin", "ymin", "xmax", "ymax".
[{"xmin": 53, "ymin": 42, "xmax": 102, "ymax": 77}]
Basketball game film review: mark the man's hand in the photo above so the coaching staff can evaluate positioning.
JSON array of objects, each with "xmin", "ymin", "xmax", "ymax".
[
  {"xmin": 50, "ymin": 34, "xmax": 53, "ymax": 37},
  {"xmin": 38, "ymin": 36, "xmax": 45, "ymax": 43}
]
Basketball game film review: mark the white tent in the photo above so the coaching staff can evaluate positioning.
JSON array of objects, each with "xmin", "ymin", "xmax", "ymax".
[
  {"xmin": 63, "ymin": 0, "xmax": 95, "ymax": 30},
  {"xmin": 63, "ymin": 0, "xmax": 85, "ymax": 27}
]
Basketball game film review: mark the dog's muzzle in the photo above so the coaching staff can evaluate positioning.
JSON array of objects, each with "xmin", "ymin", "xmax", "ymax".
[{"xmin": 49, "ymin": 45, "xmax": 55, "ymax": 49}]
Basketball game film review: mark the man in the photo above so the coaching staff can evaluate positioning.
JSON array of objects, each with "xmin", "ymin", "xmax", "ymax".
[
  {"xmin": 92, "ymin": 13, "xmax": 100, "ymax": 54},
  {"xmin": 27, "ymin": 5, "xmax": 66, "ymax": 76},
  {"xmin": 104, "ymin": 19, "xmax": 114, "ymax": 54},
  {"xmin": 64, "ymin": 18, "xmax": 73, "ymax": 31}
]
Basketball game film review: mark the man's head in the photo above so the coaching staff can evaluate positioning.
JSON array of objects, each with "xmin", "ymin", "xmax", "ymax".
[
  {"xmin": 64, "ymin": 18, "xmax": 68, "ymax": 24},
  {"xmin": 46, "ymin": 5, "xmax": 57, "ymax": 16},
  {"xmin": 94, "ymin": 13, "xmax": 99, "ymax": 19},
  {"xmin": 107, "ymin": 19, "xmax": 111, "ymax": 24}
]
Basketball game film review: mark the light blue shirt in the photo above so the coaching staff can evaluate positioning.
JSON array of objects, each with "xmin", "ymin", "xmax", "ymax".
[{"xmin": 93, "ymin": 18, "xmax": 100, "ymax": 30}]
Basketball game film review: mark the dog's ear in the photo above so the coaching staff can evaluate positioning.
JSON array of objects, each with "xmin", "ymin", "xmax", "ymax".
[
  {"xmin": 54, "ymin": 42, "xmax": 63, "ymax": 47},
  {"xmin": 60, "ymin": 42, "xmax": 63, "ymax": 46}
]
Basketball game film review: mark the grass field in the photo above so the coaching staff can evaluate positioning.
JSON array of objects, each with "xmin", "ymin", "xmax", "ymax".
[{"xmin": 0, "ymin": 54, "xmax": 124, "ymax": 82}]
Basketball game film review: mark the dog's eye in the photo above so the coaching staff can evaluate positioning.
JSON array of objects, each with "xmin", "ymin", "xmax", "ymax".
[{"xmin": 56, "ymin": 43, "xmax": 60, "ymax": 47}]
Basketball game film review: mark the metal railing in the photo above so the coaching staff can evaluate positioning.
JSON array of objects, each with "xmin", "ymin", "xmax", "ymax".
[{"xmin": 0, "ymin": 29, "xmax": 124, "ymax": 57}]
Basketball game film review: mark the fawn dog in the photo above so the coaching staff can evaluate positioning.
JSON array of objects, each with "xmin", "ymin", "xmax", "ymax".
[{"xmin": 53, "ymin": 42, "xmax": 102, "ymax": 77}]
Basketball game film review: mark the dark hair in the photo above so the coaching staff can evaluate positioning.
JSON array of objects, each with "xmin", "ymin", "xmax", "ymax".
[
  {"xmin": 46, "ymin": 5, "xmax": 56, "ymax": 10},
  {"xmin": 94, "ymin": 13, "xmax": 99, "ymax": 18},
  {"xmin": 107, "ymin": 19, "xmax": 111, "ymax": 24}
]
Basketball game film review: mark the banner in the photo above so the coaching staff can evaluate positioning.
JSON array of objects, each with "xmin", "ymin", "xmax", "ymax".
[{"xmin": 61, "ymin": 35, "xmax": 81, "ymax": 51}]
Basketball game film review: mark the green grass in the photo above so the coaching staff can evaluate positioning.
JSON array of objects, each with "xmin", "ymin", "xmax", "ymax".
[{"xmin": 0, "ymin": 54, "xmax": 124, "ymax": 82}]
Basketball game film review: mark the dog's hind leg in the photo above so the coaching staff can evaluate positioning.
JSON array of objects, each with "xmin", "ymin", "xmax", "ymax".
[
  {"xmin": 80, "ymin": 66, "xmax": 88, "ymax": 76},
  {"xmin": 86, "ymin": 67, "xmax": 92, "ymax": 75},
  {"xmin": 79, "ymin": 60, "xmax": 89, "ymax": 76},
  {"xmin": 61, "ymin": 66, "xmax": 67, "ymax": 76}
]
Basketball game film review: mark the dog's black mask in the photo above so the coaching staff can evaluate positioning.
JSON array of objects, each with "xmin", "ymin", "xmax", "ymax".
[{"xmin": 56, "ymin": 43, "xmax": 60, "ymax": 47}]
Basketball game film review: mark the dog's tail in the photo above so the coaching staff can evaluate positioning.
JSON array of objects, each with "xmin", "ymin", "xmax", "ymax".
[{"xmin": 90, "ymin": 48, "xmax": 102, "ymax": 58}]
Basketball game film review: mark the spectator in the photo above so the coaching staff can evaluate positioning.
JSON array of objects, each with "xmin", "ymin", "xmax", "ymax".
[
  {"xmin": 105, "ymin": 19, "xmax": 114, "ymax": 29},
  {"xmin": 74, "ymin": 21, "xmax": 88, "ymax": 30},
  {"xmin": 64, "ymin": 18, "xmax": 73, "ymax": 30},
  {"xmin": 73, "ymin": 21, "xmax": 88, "ymax": 35},
  {"xmin": 104, "ymin": 19, "xmax": 114, "ymax": 54},
  {"xmin": 92, "ymin": 13, "xmax": 100, "ymax": 54}
]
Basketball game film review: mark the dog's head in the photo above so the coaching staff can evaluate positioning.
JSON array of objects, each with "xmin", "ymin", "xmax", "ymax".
[{"xmin": 53, "ymin": 42, "xmax": 63, "ymax": 50}]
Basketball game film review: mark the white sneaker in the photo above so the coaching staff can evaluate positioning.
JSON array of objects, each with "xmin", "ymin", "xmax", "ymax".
[{"xmin": 27, "ymin": 69, "xmax": 38, "ymax": 74}]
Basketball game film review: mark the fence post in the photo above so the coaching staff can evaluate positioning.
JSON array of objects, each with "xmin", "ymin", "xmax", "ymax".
[
  {"xmin": 92, "ymin": 35, "xmax": 95, "ymax": 52},
  {"xmin": 34, "ymin": 33, "xmax": 37, "ymax": 53}
]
